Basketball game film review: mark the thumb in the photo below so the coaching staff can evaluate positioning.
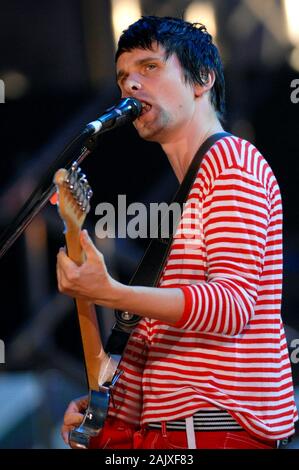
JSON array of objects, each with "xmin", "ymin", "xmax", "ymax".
[{"xmin": 80, "ymin": 230, "xmax": 98, "ymax": 259}]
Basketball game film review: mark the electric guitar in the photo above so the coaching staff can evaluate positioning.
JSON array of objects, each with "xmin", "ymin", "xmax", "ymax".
[{"xmin": 54, "ymin": 162, "xmax": 121, "ymax": 449}]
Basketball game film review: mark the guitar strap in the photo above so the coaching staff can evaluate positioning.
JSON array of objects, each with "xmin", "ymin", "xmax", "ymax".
[{"xmin": 105, "ymin": 132, "xmax": 231, "ymax": 355}]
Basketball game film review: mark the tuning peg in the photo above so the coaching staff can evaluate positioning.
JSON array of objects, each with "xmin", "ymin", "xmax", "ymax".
[
  {"xmin": 71, "ymin": 180, "xmax": 79, "ymax": 192},
  {"xmin": 77, "ymin": 190, "xmax": 85, "ymax": 206},
  {"xmin": 82, "ymin": 200, "xmax": 90, "ymax": 213},
  {"xmin": 86, "ymin": 186, "xmax": 93, "ymax": 199}
]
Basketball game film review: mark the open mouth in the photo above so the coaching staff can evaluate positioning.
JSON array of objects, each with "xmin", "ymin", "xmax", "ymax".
[{"xmin": 140, "ymin": 101, "xmax": 152, "ymax": 116}]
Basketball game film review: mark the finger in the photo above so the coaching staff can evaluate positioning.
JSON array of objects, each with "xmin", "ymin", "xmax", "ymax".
[
  {"xmin": 64, "ymin": 400, "xmax": 80, "ymax": 414},
  {"xmin": 57, "ymin": 250, "xmax": 79, "ymax": 290},
  {"xmin": 56, "ymin": 261, "xmax": 61, "ymax": 288},
  {"xmin": 57, "ymin": 248, "xmax": 76, "ymax": 269},
  {"xmin": 64, "ymin": 411, "xmax": 84, "ymax": 427},
  {"xmin": 56, "ymin": 257, "xmax": 68, "ymax": 293},
  {"xmin": 80, "ymin": 230, "xmax": 101, "ymax": 261},
  {"xmin": 75, "ymin": 396, "xmax": 89, "ymax": 412},
  {"xmin": 61, "ymin": 425, "xmax": 71, "ymax": 445},
  {"xmin": 61, "ymin": 397, "xmax": 88, "ymax": 445},
  {"xmin": 64, "ymin": 396, "xmax": 88, "ymax": 415},
  {"xmin": 61, "ymin": 423, "xmax": 79, "ymax": 446}
]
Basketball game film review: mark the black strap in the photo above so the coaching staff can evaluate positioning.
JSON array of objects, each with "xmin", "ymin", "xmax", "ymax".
[{"xmin": 106, "ymin": 132, "xmax": 230, "ymax": 353}]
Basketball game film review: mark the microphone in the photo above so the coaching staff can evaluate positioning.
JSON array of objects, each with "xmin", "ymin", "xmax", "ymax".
[{"xmin": 85, "ymin": 97, "xmax": 142, "ymax": 135}]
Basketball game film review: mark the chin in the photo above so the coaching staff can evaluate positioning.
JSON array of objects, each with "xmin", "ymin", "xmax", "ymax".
[
  {"xmin": 135, "ymin": 123, "xmax": 164, "ymax": 142},
  {"xmin": 137, "ymin": 129, "xmax": 162, "ymax": 143}
]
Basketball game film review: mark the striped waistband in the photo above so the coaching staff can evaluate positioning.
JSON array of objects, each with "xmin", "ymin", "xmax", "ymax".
[{"xmin": 147, "ymin": 409, "xmax": 243, "ymax": 432}]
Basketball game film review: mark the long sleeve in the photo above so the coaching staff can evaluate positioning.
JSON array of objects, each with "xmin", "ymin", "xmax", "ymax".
[{"xmin": 174, "ymin": 165, "xmax": 269, "ymax": 336}]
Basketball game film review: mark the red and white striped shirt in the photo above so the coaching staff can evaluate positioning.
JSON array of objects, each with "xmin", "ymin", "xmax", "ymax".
[{"xmin": 109, "ymin": 135, "xmax": 298, "ymax": 440}]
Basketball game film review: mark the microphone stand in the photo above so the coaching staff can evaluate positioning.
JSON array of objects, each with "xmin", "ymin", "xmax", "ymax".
[{"xmin": 0, "ymin": 130, "xmax": 98, "ymax": 259}]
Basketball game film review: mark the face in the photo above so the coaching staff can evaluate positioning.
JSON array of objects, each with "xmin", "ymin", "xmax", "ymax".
[{"xmin": 116, "ymin": 43, "xmax": 197, "ymax": 143}]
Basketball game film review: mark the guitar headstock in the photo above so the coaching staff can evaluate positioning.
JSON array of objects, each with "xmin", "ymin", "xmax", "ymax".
[{"xmin": 53, "ymin": 162, "xmax": 93, "ymax": 232}]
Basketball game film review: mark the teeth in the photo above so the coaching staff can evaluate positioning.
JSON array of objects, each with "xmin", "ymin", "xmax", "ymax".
[{"xmin": 141, "ymin": 102, "xmax": 151, "ymax": 113}]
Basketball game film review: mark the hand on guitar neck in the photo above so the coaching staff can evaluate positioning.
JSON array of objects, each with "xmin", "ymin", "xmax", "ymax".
[
  {"xmin": 57, "ymin": 229, "xmax": 119, "ymax": 308},
  {"xmin": 54, "ymin": 164, "xmax": 120, "ymax": 449}
]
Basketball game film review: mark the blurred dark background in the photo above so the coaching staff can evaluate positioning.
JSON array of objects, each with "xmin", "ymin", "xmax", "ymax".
[{"xmin": 0, "ymin": 0, "xmax": 298, "ymax": 448}]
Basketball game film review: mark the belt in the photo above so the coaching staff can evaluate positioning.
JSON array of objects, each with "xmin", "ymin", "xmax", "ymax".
[
  {"xmin": 147, "ymin": 409, "xmax": 243, "ymax": 432},
  {"xmin": 277, "ymin": 436, "xmax": 293, "ymax": 448}
]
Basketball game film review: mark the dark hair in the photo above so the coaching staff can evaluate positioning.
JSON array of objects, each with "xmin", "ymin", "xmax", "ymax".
[{"xmin": 115, "ymin": 16, "xmax": 225, "ymax": 119}]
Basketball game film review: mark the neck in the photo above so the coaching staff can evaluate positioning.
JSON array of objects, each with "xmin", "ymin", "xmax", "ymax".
[{"xmin": 161, "ymin": 111, "xmax": 224, "ymax": 183}]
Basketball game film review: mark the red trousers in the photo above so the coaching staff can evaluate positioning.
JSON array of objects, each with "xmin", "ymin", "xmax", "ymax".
[{"xmin": 89, "ymin": 417, "xmax": 277, "ymax": 449}]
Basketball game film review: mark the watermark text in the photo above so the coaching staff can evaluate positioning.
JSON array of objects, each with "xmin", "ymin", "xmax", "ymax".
[
  {"xmin": 0, "ymin": 339, "xmax": 5, "ymax": 363},
  {"xmin": 290, "ymin": 78, "xmax": 299, "ymax": 104},
  {"xmin": 94, "ymin": 195, "xmax": 193, "ymax": 240},
  {"xmin": 290, "ymin": 338, "xmax": 299, "ymax": 364},
  {"xmin": 0, "ymin": 79, "xmax": 5, "ymax": 103}
]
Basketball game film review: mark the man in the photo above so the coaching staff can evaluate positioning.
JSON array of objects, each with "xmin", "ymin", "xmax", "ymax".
[{"xmin": 57, "ymin": 16, "xmax": 297, "ymax": 449}]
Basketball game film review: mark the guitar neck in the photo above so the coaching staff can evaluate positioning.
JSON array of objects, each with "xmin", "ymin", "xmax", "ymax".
[{"xmin": 65, "ymin": 227, "xmax": 114, "ymax": 391}]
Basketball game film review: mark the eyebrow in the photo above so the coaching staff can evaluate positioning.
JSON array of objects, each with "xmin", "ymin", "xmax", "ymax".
[{"xmin": 116, "ymin": 56, "xmax": 163, "ymax": 83}]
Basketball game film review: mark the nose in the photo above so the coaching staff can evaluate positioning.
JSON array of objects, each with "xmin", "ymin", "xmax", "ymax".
[{"xmin": 122, "ymin": 74, "xmax": 142, "ymax": 95}]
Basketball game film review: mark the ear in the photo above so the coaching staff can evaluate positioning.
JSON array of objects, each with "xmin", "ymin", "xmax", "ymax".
[{"xmin": 194, "ymin": 70, "xmax": 216, "ymax": 97}]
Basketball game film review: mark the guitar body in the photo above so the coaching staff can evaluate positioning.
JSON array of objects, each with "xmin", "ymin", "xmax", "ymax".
[
  {"xmin": 54, "ymin": 163, "xmax": 120, "ymax": 448},
  {"xmin": 69, "ymin": 389, "xmax": 110, "ymax": 449}
]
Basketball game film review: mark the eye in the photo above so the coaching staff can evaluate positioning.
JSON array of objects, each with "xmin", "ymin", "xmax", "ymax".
[{"xmin": 145, "ymin": 63, "xmax": 157, "ymax": 71}]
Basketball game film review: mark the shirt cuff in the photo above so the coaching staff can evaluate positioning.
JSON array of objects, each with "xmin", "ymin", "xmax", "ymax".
[{"xmin": 172, "ymin": 285, "xmax": 193, "ymax": 328}]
